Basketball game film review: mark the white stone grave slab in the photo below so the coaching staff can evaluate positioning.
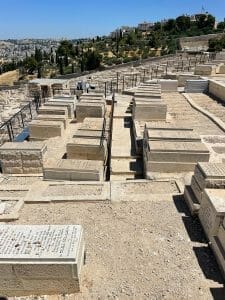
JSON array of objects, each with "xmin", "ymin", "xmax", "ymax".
[
  {"xmin": 194, "ymin": 163, "xmax": 225, "ymax": 190},
  {"xmin": 0, "ymin": 225, "xmax": 85, "ymax": 295},
  {"xmin": 199, "ymin": 189, "xmax": 225, "ymax": 240}
]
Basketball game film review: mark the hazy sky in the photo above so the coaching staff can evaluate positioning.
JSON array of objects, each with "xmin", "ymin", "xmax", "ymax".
[{"xmin": 1, "ymin": 0, "xmax": 225, "ymax": 39}]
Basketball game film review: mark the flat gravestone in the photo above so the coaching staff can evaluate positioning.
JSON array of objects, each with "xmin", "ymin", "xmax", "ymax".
[
  {"xmin": 44, "ymin": 159, "xmax": 104, "ymax": 181},
  {"xmin": 195, "ymin": 163, "xmax": 225, "ymax": 190},
  {"xmin": 149, "ymin": 141, "xmax": 209, "ymax": 153},
  {"xmin": 145, "ymin": 129, "xmax": 201, "ymax": 142},
  {"xmin": 81, "ymin": 118, "xmax": 104, "ymax": 131},
  {"xmin": 147, "ymin": 141, "xmax": 209, "ymax": 163},
  {"xmin": 0, "ymin": 225, "xmax": 84, "ymax": 295}
]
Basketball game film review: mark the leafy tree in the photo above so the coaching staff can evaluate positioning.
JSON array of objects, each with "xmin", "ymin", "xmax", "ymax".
[
  {"xmin": 148, "ymin": 31, "xmax": 161, "ymax": 48},
  {"xmin": 217, "ymin": 21, "xmax": 225, "ymax": 30},
  {"xmin": 126, "ymin": 31, "xmax": 137, "ymax": 45},
  {"xmin": 84, "ymin": 50, "xmax": 102, "ymax": 70},
  {"xmin": 176, "ymin": 16, "xmax": 191, "ymax": 31},
  {"xmin": 57, "ymin": 40, "xmax": 75, "ymax": 58},
  {"xmin": 196, "ymin": 14, "xmax": 215, "ymax": 30},
  {"xmin": 164, "ymin": 19, "xmax": 176, "ymax": 32},
  {"xmin": 34, "ymin": 47, "xmax": 43, "ymax": 63},
  {"xmin": 208, "ymin": 35, "xmax": 225, "ymax": 52},
  {"xmin": 23, "ymin": 56, "xmax": 37, "ymax": 74}
]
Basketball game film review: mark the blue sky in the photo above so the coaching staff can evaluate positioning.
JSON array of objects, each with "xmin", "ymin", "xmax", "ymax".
[{"xmin": 1, "ymin": 0, "xmax": 225, "ymax": 39}]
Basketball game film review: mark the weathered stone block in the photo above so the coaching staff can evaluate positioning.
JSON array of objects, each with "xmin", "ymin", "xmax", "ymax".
[
  {"xmin": 199, "ymin": 189, "xmax": 225, "ymax": 240},
  {"xmin": 44, "ymin": 159, "xmax": 104, "ymax": 181},
  {"xmin": 76, "ymin": 103, "xmax": 105, "ymax": 122},
  {"xmin": 194, "ymin": 162, "xmax": 225, "ymax": 190},
  {"xmin": 67, "ymin": 138, "xmax": 107, "ymax": 161},
  {"xmin": 29, "ymin": 120, "xmax": 64, "ymax": 140},
  {"xmin": 0, "ymin": 225, "xmax": 84, "ymax": 296}
]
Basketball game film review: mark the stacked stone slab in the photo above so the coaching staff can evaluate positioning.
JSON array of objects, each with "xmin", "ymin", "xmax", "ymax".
[
  {"xmin": 67, "ymin": 117, "xmax": 108, "ymax": 161},
  {"xmin": 184, "ymin": 79, "xmax": 209, "ymax": 93},
  {"xmin": 194, "ymin": 64, "xmax": 217, "ymax": 76},
  {"xmin": 0, "ymin": 142, "xmax": 47, "ymax": 174},
  {"xmin": 67, "ymin": 137, "xmax": 107, "ymax": 161},
  {"xmin": 211, "ymin": 214, "xmax": 225, "ymax": 279},
  {"xmin": 132, "ymin": 83, "xmax": 167, "ymax": 121},
  {"xmin": 144, "ymin": 128, "xmax": 201, "ymax": 142},
  {"xmin": 0, "ymin": 225, "xmax": 85, "ymax": 296},
  {"xmin": 44, "ymin": 101, "xmax": 75, "ymax": 118},
  {"xmin": 44, "ymin": 159, "xmax": 104, "ymax": 181},
  {"xmin": 177, "ymin": 74, "xmax": 201, "ymax": 87},
  {"xmin": 184, "ymin": 162, "xmax": 225, "ymax": 215},
  {"xmin": 76, "ymin": 93, "xmax": 106, "ymax": 122},
  {"xmin": 29, "ymin": 99, "xmax": 74, "ymax": 140},
  {"xmin": 42, "ymin": 116, "xmax": 108, "ymax": 181},
  {"xmin": 158, "ymin": 79, "xmax": 178, "ymax": 92},
  {"xmin": 133, "ymin": 121, "xmax": 194, "ymax": 155},
  {"xmin": 37, "ymin": 106, "xmax": 69, "ymax": 118},
  {"xmin": 36, "ymin": 114, "xmax": 67, "ymax": 129},
  {"xmin": 199, "ymin": 189, "xmax": 225, "ymax": 241},
  {"xmin": 29, "ymin": 120, "xmax": 65, "ymax": 140},
  {"xmin": 143, "ymin": 128, "xmax": 209, "ymax": 174}
]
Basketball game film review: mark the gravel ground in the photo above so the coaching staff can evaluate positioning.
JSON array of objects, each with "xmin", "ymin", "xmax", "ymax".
[{"xmin": 13, "ymin": 195, "xmax": 224, "ymax": 300}]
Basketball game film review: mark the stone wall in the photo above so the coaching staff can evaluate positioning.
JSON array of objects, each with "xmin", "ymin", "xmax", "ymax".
[{"xmin": 180, "ymin": 33, "xmax": 225, "ymax": 52}]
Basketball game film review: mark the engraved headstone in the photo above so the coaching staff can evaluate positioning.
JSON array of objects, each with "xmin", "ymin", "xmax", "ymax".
[
  {"xmin": 0, "ymin": 225, "xmax": 84, "ymax": 296},
  {"xmin": 199, "ymin": 189, "xmax": 225, "ymax": 240},
  {"xmin": 194, "ymin": 163, "xmax": 225, "ymax": 190}
]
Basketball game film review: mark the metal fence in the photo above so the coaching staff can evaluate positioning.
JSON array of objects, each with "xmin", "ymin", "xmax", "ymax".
[{"xmin": 0, "ymin": 95, "xmax": 41, "ymax": 144}]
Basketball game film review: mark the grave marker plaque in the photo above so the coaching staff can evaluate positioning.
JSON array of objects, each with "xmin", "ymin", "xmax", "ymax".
[{"xmin": 0, "ymin": 225, "xmax": 84, "ymax": 296}]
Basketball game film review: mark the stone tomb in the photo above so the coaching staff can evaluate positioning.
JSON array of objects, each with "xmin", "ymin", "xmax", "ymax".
[
  {"xmin": 36, "ymin": 114, "xmax": 67, "ymax": 129},
  {"xmin": 211, "ymin": 217, "xmax": 225, "ymax": 279},
  {"xmin": 80, "ymin": 93, "xmax": 104, "ymax": 99},
  {"xmin": 194, "ymin": 64, "xmax": 217, "ymax": 76},
  {"xmin": 147, "ymin": 141, "xmax": 210, "ymax": 162},
  {"xmin": 76, "ymin": 102, "xmax": 105, "ymax": 122},
  {"xmin": 134, "ymin": 91, "xmax": 161, "ymax": 99},
  {"xmin": 44, "ymin": 101, "xmax": 75, "ymax": 118},
  {"xmin": 81, "ymin": 117, "xmax": 105, "ymax": 131},
  {"xmin": 0, "ymin": 225, "xmax": 84, "ymax": 296},
  {"xmin": 73, "ymin": 129, "xmax": 103, "ymax": 139},
  {"xmin": 0, "ymin": 142, "xmax": 47, "ymax": 174},
  {"xmin": 159, "ymin": 80, "xmax": 178, "ymax": 92},
  {"xmin": 133, "ymin": 101, "xmax": 167, "ymax": 121},
  {"xmin": 38, "ymin": 106, "xmax": 68, "ymax": 118},
  {"xmin": 144, "ymin": 141, "xmax": 210, "ymax": 173},
  {"xmin": 144, "ymin": 129, "xmax": 201, "ymax": 142},
  {"xmin": 67, "ymin": 138, "xmax": 107, "ymax": 161},
  {"xmin": 184, "ymin": 163, "xmax": 225, "ymax": 215},
  {"xmin": 44, "ymin": 159, "xmax": 104, "ymax": 181},
  {"xmin": 52, "ymin": 96, "xmax": 76, "ymax": 109},
  {"xmin": 194, "ymin": 162, "xmax": 225, "ymax": 190},
  {"xmin": 199, "ymin": 189, "xmax": 225, "ymax": 241},
  {"xmin": 29, "ymin": 120, "xmax": 64, "ymax": 140}
]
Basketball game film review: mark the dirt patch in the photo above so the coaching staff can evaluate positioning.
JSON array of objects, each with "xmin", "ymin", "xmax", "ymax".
[{"xmin": 0, "ymin": 70, "xmax": 19, "ymax": 85}]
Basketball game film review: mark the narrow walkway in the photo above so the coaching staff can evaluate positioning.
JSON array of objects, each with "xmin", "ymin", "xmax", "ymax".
[
  {"xmin": 110, "ymin": 94, "xmax": 143, "ymax": 180},
  {"xmin": 187, "ymin": 92, "xmax": 225, "ymax": 123}
]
